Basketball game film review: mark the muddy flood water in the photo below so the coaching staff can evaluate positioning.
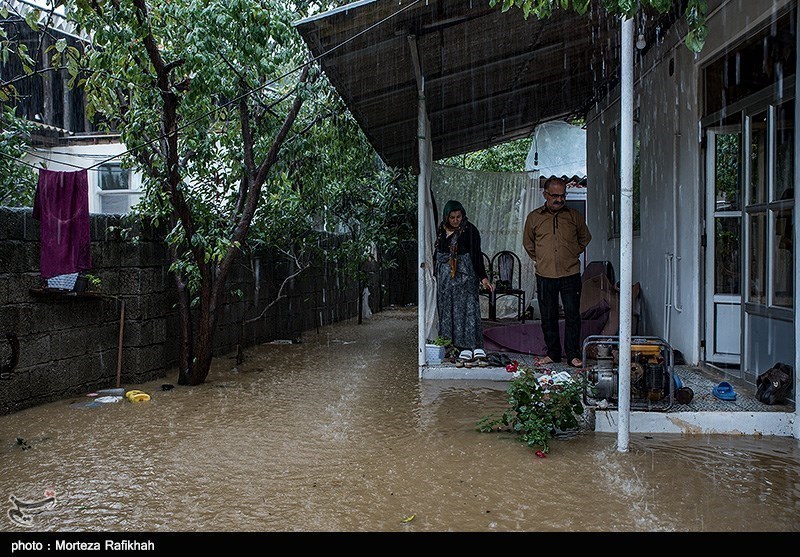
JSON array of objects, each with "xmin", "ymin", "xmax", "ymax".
[{"xmin": 1, "ymin": 307, "xmax": 799, "ymax": 533}]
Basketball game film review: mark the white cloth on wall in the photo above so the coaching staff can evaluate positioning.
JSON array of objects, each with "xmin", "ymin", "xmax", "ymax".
[
  {"xmin": 361, "ymin": 287, "xmax": 372, "ymax": 319},
  {"xmin": 525, "ymin": 120, "xmax": 587, "ymax": 179},
  {"xmin": 430, "ymin": 164, "xmax": 536, "ymax": 319},
  {"xmin": 516, "ymin": 177, "xmax": 540, "ymax": 314},
  {"xmin": 421, "ymin": 118, "xmax": 439, "ymax": 342}
]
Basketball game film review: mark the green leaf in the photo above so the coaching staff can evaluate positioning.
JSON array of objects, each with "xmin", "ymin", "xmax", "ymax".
[
  {"xmin": 619, "ymin": 0, "xmax": 636, "ymax": 18},
  {"xmin": 24, "ymin": 8, "xmax": 40, "ymax": 32},
  {"xmin": 648, "ymin": 0, "xmax": 673, "ymax": 13},
  {"xmin": 55, "ymin": 38, "xmax": 67, "ymax": 53},
  {"xmin": 684, "ymin": 29, "xmax": 706, "ymax": 53},
  {"xmin": 574, "ymin": 0, "xmax": 591, "ymax": 15}
]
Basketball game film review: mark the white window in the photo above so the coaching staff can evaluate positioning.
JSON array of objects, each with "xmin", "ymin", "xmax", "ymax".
[{"xmin": 98, "ymin": 163, "xmax": 140, "ymax": 214}]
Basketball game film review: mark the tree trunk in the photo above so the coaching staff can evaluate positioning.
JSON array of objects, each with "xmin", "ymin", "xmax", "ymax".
[
  {"xmin": 189, "ymin": 312, "xmax": 216, "ymax": 385},
  {"xmin": 358, "ymin": 278, "xmax": 363, "ymax": 325},
  {"xmin": 175, "ymin": 273, "xmax": 193, "ymax": 386},
  {"xmin": 186, "ymin": 268, "xmax": 219, "ymax": 385}
]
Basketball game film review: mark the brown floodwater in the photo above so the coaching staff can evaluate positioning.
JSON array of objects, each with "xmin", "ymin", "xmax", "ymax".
[{"xmin": 1, "ymin": 307, "xmax": 798, "ymax": 532}]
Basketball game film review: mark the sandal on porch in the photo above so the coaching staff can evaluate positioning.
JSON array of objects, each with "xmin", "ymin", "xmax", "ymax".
[
  {"xmin": 486, "ymin": 353, "xmax": 505, "ymax": 367},
  {"xmin": 458, "ymin": 349, "xmax": 473, "ymax": 361},
  {"xmin": 712, "ymin": 381, "xmax": 737, "ymax": 401},
  {"xmin": 473, "ymin": 348, "xmax": 487, "ymax": 360}
]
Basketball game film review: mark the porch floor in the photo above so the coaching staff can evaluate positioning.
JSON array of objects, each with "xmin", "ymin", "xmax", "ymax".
[
  {"xmin": 422, "ymin": 357, "xmax": 795, "ymax": 436},
  {"xmin": 421, "ymin": 357, "xmax": 794, "ymax": 414}
]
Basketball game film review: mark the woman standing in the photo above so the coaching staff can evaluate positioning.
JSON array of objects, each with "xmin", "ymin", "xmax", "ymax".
[{"xmin": 434, "ymin": 200, "xmax": 493, "ymax": 361}]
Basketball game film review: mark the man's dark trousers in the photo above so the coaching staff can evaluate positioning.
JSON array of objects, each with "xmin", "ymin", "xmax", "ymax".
[{"xmin": 536, "ymin": 273, "xmax": 582, "ymax": 362}]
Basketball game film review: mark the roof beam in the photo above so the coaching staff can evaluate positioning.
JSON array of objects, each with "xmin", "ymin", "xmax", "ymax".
[{"xmin": 366, "ymin": 69, "xmax": 590, "ymax": 137}]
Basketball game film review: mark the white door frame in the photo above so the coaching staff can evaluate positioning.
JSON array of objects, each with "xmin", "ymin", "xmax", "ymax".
[{"xmin": 704, "ymin": 125, "xmax": 743, "ymax": 367}]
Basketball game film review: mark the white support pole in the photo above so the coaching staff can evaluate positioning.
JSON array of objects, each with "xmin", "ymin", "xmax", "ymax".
[
  {"xmin": 410, "ymin": 35, "xmax": 427, "ymax": 374},
  {"xmin": 617, "ymin": 16, "xmax": 635, "ymax": 452},
  {"xmin": 793, "ymin": 5, "xmax": 799, "ymax": 441}
]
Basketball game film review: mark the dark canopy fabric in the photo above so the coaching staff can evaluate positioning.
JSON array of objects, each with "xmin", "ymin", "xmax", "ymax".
[{"xmin": 295, "ymin": 0, "xmax": 625, "ymax": 168}]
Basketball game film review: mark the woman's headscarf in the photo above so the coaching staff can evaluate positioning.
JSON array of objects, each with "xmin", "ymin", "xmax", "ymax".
[
  {"xmin": 437, "ymin": 200, "xmax": 468, "ymax": 278},
  {"xmin": 441, "ymin": 200, "xmax": 466, "ymax": 224}
]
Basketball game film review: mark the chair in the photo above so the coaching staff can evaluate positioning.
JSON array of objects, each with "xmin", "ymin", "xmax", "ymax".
[
  {"xmin": 479, "ymin": 252, "xmax": 493, "ymax": 319},
  {"xmin": 490, "ymin": 250, "xmax": 526, "ymax": 322},
  {"xmin": 582, "ymin": 260, "xmax": 615, "ymax": 284}
]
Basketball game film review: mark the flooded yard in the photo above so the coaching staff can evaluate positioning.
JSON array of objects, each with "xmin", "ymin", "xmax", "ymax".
[{"xmin": 1, "ymin": 308, "xmax": 798, "ymax": 532}]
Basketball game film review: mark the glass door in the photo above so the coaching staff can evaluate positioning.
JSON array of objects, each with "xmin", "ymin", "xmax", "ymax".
[
  {"xmin": 742, "ymin": 101, "xmax": 795, "ymax": 383},
  {"xmin": 705, "ymin": 127, "xmax": 743, "ymax": 367}
]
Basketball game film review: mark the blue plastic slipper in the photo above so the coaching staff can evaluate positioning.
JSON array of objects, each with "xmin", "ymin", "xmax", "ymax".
[{"xmin": 712, "ymin": 381, "xmax": 737, "ymax": 401}]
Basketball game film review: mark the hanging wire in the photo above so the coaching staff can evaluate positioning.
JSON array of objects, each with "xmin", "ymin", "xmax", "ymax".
[
  {"xmin": 24, "ymin": 150, "xmax": 88, "ymax": 169},
  {"xmin": 0, "ymin": 147, "xmax": 111, "ymax": 171},
  {"xmin": 3, "ymin": 0, "xmax": 423, "ymax": 173},
  {"xmin": 0, "ymin": 149, "xmax": 41, "ymax": 170}
]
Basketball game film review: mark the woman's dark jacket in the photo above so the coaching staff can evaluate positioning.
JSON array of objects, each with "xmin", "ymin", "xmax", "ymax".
[{"xmin": 434, "ymin": 221, "xmax": 489, "ymax": 282}]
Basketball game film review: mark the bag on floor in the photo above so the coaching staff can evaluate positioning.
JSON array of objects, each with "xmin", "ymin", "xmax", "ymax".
[{"xmin": 755, "ymin": 362, "xmax": 793, "ymax": 405}]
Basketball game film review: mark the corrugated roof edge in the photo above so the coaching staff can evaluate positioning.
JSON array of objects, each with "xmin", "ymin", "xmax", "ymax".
[{"xmin": 294, "ymin": 0, "xmax": 379, "ymax": 27}]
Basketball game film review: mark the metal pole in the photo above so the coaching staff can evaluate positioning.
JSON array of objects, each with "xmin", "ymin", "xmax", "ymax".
[
  {"xmin": 617, "ymin": 16, "xmax": 635, "ymax": 452},
  {"xmin": 116, "ymin": 299, "xmax": 125, "ymax": 389},
  {"xmin": 793, "ymin": 4, "xmax": 800, "ymax": 441},
  {"xmin": 410, "ymin": 35, "xmax": 427, "ymax": 374}
]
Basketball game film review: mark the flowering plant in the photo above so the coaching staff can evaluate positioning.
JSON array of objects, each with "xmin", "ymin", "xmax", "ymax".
[{"xmin": 477, "ymin": 364, "xmax": 584, "ymax": 453}]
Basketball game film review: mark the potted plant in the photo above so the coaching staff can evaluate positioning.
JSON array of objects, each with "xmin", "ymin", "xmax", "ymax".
[
  {"xmin": 73, "ymin": 273, "xmax": 101, "ymax": 293},
  {"xmin": 477, "ymin": 365, "xmax": 585, "ymax": 454},
  {"xmin": 425, "ymin": 336, "xmax": 451, "ymax": 364}
]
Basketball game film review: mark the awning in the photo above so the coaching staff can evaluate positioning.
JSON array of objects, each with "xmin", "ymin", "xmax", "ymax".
[{"xmin": 295, "ymin": 0, "xmax": 621, "ymax": 168}]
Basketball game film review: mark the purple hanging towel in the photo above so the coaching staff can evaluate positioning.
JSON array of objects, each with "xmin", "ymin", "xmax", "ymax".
[{"xmin": 32, "ymin": 169, "xmax": 92, "ymax": 279}]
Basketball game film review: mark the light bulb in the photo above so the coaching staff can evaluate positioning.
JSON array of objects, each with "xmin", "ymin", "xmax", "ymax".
[{"xmin": 636, "ymin": 34, "xmax": 646, "ymax": 50}]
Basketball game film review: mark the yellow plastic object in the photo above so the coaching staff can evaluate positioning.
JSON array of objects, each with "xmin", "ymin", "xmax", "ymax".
[
  {"xmin": 631, "ymin": 344, "xmax": 661, "ymax": 356},
  {"xmin": 125, "ymin": 390, "xmax": 150, "ymax": 402}
]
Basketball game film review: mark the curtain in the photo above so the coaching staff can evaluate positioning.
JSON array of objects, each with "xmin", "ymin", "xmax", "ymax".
[{"xmin": 430, "ymin": 164, "xmax": 537, "ymax": 319}]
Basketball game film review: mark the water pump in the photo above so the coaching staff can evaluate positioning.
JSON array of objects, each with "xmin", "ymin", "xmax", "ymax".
[{"xmin": 582, "ymin": 335, "xmax": 674, "ymax": 411}]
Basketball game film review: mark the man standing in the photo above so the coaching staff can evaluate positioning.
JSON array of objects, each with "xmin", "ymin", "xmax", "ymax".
[{"xmin": 523, "ymin": 177, "xmax": 592, "ymax": 367}]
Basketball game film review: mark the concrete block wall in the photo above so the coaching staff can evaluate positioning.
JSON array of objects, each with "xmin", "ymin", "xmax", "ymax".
[
  {"xmin": 1, "ymin": 208, "xmax": 411, "ymax": 414},
  {"xmin": 0, "ymin": 208, "xmax": 169, "ymax": 414}
]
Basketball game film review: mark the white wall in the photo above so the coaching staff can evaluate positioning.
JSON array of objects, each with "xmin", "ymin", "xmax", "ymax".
[
  {"xmin": 24, "ymin": 142, "xmax": 143, "ymax": 214},
  {"xmin": 586, "ymin": 0, "xmax": 794, "ymax": 364}
]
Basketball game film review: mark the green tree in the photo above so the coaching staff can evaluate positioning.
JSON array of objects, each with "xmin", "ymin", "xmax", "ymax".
[
  {"xmin": 490, "ymin": 0, "xmax": 708, "ymax": 52},
  {"xmin": 1, "ymin": 0, "xmax": 82, "ymax": 205},
  {"xmin": 284, "ymin": 94, "xmax": 416, "ymax": 321},
  {"xmin": 232, "ymin": 93, "xmax": 416, "ymax": 360},
  {"xmin": 0, "ymin": 105, "xmax": 36, "ymax": 206},
  {"xmin": 72, "ymin": 0, "xmax": 319, "ymax": 385},
  {"xmin": 72, "ymin": 0, "xmax": 415, "ymax": 385},
  {"xmin": 440, "ymin": 137, "xmax": 530, "ymax": 172}
]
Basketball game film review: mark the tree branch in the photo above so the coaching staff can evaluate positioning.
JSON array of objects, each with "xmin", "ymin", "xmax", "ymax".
[{"xmin": 244, "ymin": 251, "xmax": 309, "ymax": 325}]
